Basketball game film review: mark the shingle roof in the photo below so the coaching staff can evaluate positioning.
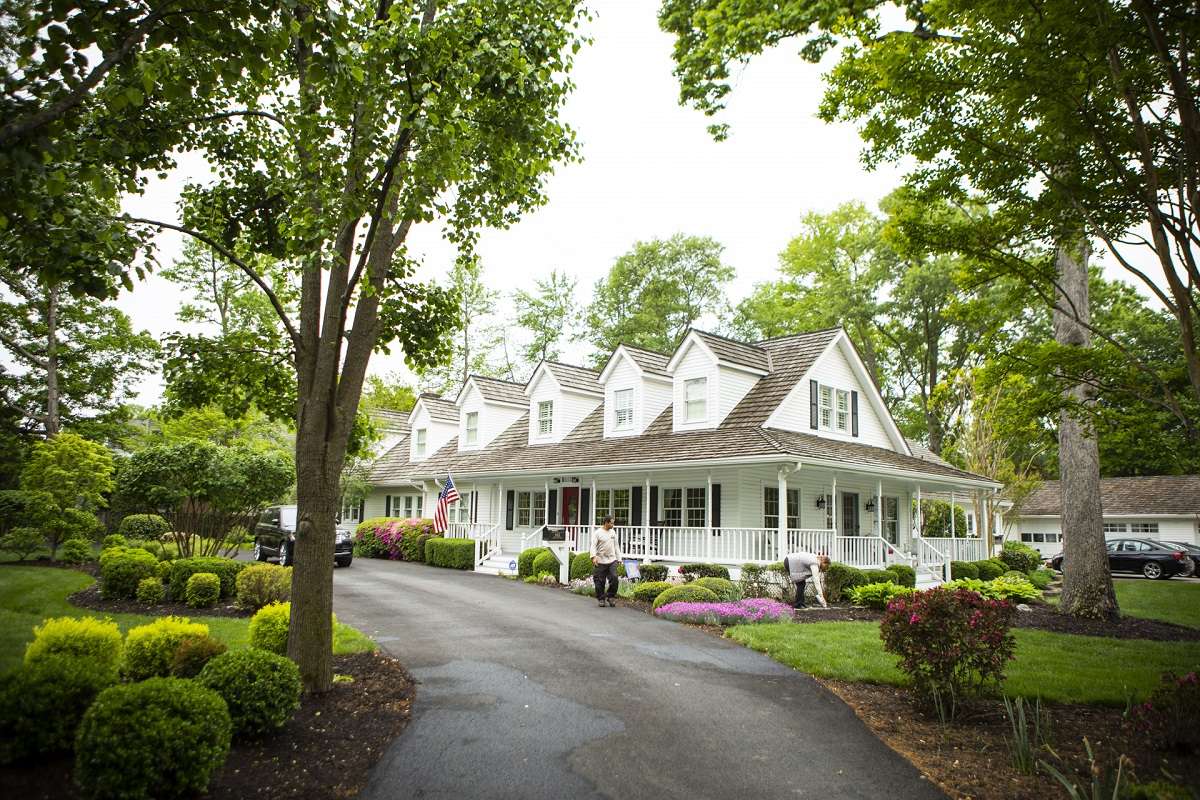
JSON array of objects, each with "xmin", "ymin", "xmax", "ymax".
[
  {"xmin": 620, "ymin": 344, "xmax": 671, "ymax": 377},
  {"xmin": 370, "ymin": 438, "xmax": 413, "ymax": 482},
  {"xmin": 415, "ymin": 394, "xmax": 459, "ymax": 424},
  {"xmin": 719, "ymin": 328, "xmax": 840, "ymax": 428},
  {"xmin": 1019, "ymin": 476, "xmax": 1200, "ymax": 516},
  {"xmin": 543, "ymin": 362, "xmax": 602, "ymax": 394},
  {"xmin": 905, "ymin": 438, "xmax": 956, "ymax": 470},
  {"xmin": 468, "ymin": 375, "xmax": 527, "ymax": 406},
  {"xmin": 762, "ymin": 428, "xmax": 986, "ymax": 482},
  {"xmin": 370, "ymin": 409, "xmax": 411, "ymax": 436},
  {"xmin": 693, "ymin": 330, "xmax": 771, "ymax": 372}
]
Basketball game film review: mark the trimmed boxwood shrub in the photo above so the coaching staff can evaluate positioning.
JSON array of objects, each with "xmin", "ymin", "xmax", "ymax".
[
  {"xmin": 1000, "ymin": 540, "xmax": 1043, "ymax": 573},
  {"xmin": 124, "ymin": 617, "xmax": 210, "ymax": 681},
  {"xmin": 693, "ymin": 576, "xmax": 740, "ymax": 601},
  {"xmin": 185, "ymin": 573, "xmax": 221, "ymax": 608},
  {"xmin": 118, "ymin": 513, "xmax": 171, "ymax": 541},
  {"xmin": 679, "ymin": 563, "xmax": 730, "ymax": 581},
  {"xmin": 235, "ymin": 563, "xmax": 291, "ymax": 610},
  {"xmin": 98, "ymin": 546, "xmax": 159, "ymax": 599},
  {"xmin": 861, "ymin": 569, "xmax": 898, "ymax": 585},
  {"xmin": 631, "ymin": 580, "xmax": 672, "ymax": 603},
  {"xmin": 25, "ymin": 617, "xmax": 123, "ymax": 683},
  {"xmin": 823, "ymin": 562, "xmax": 867, "ymax": 603},
  {"xmin": 249, "ymin": 602, "xmax": 338, "ymax": 656},
  {"xmin": 170, "ymin": 635, "xmax": 227, "ymax": 679},
  {"xmin": 651, "ymin": 583, "xmax": 719, "ymax": 610},
  {"xmin": 136, "ymin": 577, "xmax": 164, "ymax": 606},
  {"xmin": 639, "ymin": 563, "xmax": 668, "ymax": 582},
  {"xmin": 884, "ymin": 564, "xmax": 917, "ymax": 588},
  {"xmin": 198, "ymin": 649, "xmax": 302, "ymax": 737},
  {"xmin": 75, "ymin": 677, "xmax": 231, "ymax": 800},
  {"xmin": 426, "ymin": 538, "xmax": 476, "ymax": 570},
  {"xmin": 570, "ymin": 551, "xmax": 593, "ymax": 581},
  {"xmin": 532, "ymin": 549, "xmax": 561, "ymax": 580},
  {"xmin": 518, "ymin": 546, "xmax": 551, "ymax": 579},
  {"xmin": 157, "ymin": 560, "xmax": 173, "ymax": 580},
  {"xmin": 169, "ymin": 557, "xmax": 245, "ymax": 599},
  {"xmin": 101, "ymin": 534, "xmax": 127, "ymax": 550},
  {"xmin": 416, "ymin": 533, "xmax": 438, "ymax": 562},
  {"xmin": 59, "ymin": 537, "xmax": 93, "ymax": 564},
  {"xmin": 950, "ymin": 561, "xmax": 979, "ymax": 580},
  {"xmin": 0, "ymin": 655, "xmax": 116, "ymax": 764},
  {"xmin": 974, "ymin": 559, "xmax": 1006, "ymax": 581}
]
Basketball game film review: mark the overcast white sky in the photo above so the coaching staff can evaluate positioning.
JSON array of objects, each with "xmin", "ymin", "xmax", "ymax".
[{"xmin": 114, "ymin": 2, "xmax": 1141, "ymax": 406}]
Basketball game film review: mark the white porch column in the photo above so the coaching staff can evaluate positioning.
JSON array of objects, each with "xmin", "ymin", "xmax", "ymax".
[
  {"xmin": 777, "ymin": 467, "xmax": 788, "ymax": 561},
  {"xmin": 915, "ymin": 484, "xmax": 923, "ymax": 538},
  {"xmin": 497, "ymin": 482, "xmax": 504, "ymax": 530},
  {"xmin": 831, "ymin": 474, "xmax": 838, "ymax": 534},
  {"xmin": 705, "ymin": 470, "xmax": 713, "ymax": 561},
  {"xmin": 643, "ymin": 475, "xmax": 651, "ymax": 561},
  {"xmin": 544, "ymin": 481, "xmax": 550, "ymax": 529},
  {"xmin": 876, "ymin": 478, "xmax": 883, "ymax": 540}
]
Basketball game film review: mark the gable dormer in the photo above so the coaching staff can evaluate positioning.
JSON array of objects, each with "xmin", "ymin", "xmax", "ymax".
[
  {"xmin": 455, "ymin": 375, "xmax": 526, "ymax": 451},
  {"xmin": 667, "ymin": 330, "xmax": 769, "ymax": 431},
  {"xmin": 408, "ymin": 394, "xmax": 458, "ymax": 462},
  {"xmin": 597, "ymin": 344, "xmax": 673, "ymax": 438},
  {"xmin": 764, "ymin": 329, "xmax": 911, "ymax": 454},
  {"xmin": 525, "ymin": 361, "xmax": 603, "ymax": 445}
]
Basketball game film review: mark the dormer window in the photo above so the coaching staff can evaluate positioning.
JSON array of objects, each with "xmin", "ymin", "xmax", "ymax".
[
  {"xmin": 415, "ymin": 428, "xmax": 427, "ymax": 456},
  {"xmin": 465, "ymin": 412, "xmax": 479, "ymax": 445},
  {"xmin": 537, "ymin": 400, "xmax": 553, "ymax": 435},
  {"xmin": 614, "ymin": 389, "xmax": 633, "ymax": 430},
  {"xmin": 818, "ymin": 384, "xmax": 850, "ymax": 432},
  {"xmin": 684, "ymin": 378, "xmax": 707, "ymax": 422},
  {"xmin": 836, "ymin": 389, "xmax": 849, "ymax": 432}
]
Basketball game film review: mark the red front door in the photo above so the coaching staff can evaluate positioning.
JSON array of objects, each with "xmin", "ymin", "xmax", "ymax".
[{"xmin": 561, "ymin": 487, "xmax": 580, "ymax": 525}]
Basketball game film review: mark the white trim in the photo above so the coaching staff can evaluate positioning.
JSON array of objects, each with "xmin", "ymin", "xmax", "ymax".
[
  {"xmin": 1017, "ymin": 513, "xmax": 1199, "ymax": 520},
  {"xmin": 524, "ymin": 361, "xmax": 603, "ymax": 398},
  {"xmin": 454, "ymin": 376, "xmax": 528, "ymax": 409},
  {"xmin": 665, "ymin": 330, "xmax": 769, "ymax": 376}
]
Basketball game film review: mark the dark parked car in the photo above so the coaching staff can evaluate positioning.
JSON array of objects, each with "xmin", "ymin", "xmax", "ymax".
[
  {"xmin": 253, "ymin": 505, "xmax": 353, "ymax": 568},
  {"xmin": 1165, "ymin": 541, "xmax": 1200, "ymax": 575},
  {"xmin": 1049, "ymin": 537, "xmax": 1191, "ymax": 580}
]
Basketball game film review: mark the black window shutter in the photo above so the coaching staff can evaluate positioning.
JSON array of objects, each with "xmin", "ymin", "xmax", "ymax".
[
  {"xmin": 548, "ymin": 489, "xmax": 558, "ymax": 524},
  {"xmin": 385, "ymin": 495, "xmax": 392, "ymax": 517},
  {"xmin": 809, "ymin": 380, "xmax": 819, "ymax": 429},
  {"xmin": 358, "ymin": 500, "xmax": 365, "ymax": 521},
  {"xmin": 471, "ymin": 491, "xmax": 478, "ymax": 523},
  {"xmin": 851, "ymin": 391, "xmax": 859, "ymax": 437},
  {"xmin": 581, "ymin": 487, "xmax": 591, "ymax": 524},
  {"xmin": 505, "ymin": 490, "xmax": 515, "ymax": 530},
  {"xmin": 649, "ymin": 485, "xmax": 658, "ymax": 525},
  {"xmin": 631, "ymin": 486, "xmax": 643, "ymax": 526},
  {"xmin": 712, "ymin": 484, "xmax": 721, "ymax": 528}
]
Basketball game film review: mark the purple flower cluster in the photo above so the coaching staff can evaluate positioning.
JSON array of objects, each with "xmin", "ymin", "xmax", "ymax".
[{"xmin": 654, "ymin": 598, "xmax": 794, "ymax": 626}]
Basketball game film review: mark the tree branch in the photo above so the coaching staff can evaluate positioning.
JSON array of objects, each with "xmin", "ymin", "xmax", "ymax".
[{"xmin": 0, "ymin": 330, "xmax": 48, "ymax": 370}]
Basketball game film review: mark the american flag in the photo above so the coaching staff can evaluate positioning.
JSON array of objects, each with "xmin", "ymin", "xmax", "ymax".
[{"xmin": 432, "ymin": 475, "xmax": 460, "ymax": 533}]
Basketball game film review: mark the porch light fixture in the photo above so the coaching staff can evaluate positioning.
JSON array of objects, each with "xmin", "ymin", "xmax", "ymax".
[
  {"xmin": 865, "ymin": 499, "xmax": 876, "ymax": 513},
  {"xmin": 815, "ymin": 496, "xmax": 826, "ymax": 510}
]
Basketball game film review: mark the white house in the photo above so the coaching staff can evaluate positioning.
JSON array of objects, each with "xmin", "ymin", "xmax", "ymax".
[
  {"xmin": 1010, "ymin": 475, "xmax": 1200, "ymax": 556},
  {"xmin": 364, "ymin": 328, "xmax": 1000, "ymax": 581}
]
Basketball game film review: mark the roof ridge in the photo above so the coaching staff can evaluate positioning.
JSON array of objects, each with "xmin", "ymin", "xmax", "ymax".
[
  {"xmin": 690, "ymin": 327, "xmax": 768, "ymax": 352},
  {"xmin": 545, "ymin": 359, "xmax": 599, "ymax": 373},
  {"xmin": 470, "ymin": 374, "xmax": 526, "ymax": 386},
  {"xmin": 754, "ymin": 326, "xmax": 843, "ymax": 345}
]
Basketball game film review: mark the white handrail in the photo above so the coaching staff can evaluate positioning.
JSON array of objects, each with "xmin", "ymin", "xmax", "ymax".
[
  {"xmin": 915, "ymin": 536, "xmax": 950, "ymax": 582},
  {"xmin": 919, "ymin": 536, "xmax": 987, "ymax": 563},
  {"xmin": 520, "ymin": 527, "xmax": 542, "ymax": 552},
  {"xmin": 474, "ymin": 523, "xmax": 501, "ymax": 566}
]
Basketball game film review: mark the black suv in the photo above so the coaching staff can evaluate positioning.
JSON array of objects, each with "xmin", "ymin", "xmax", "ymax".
[
  {"xmin": 1049, "ymin": 537, "xmax": 1190, "ymax": 580},
  {"xmin": 253, "ymin": 506, "xmax": 353, "ymax": 568}
]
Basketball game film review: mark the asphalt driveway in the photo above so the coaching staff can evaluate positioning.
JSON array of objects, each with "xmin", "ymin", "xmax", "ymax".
[{"xmin": 332, "ymin": 560, "xmax": 943, "ymax": 800}]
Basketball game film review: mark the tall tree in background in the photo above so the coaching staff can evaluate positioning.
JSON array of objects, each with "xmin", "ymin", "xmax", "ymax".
[
  {"xmin": 418, "ymin": 255, "xmax": 507, "ymax": 396},
  {"xmin": 361, "ymin": 374, "xmax": 418, "ymax": 415},
  {"xmin": 513, "ymin": 269, "xmax": 579, "ymax": 365},
  {"xmin": 587, "ymin": 234, "xmax": 733, "ymax": 357}
]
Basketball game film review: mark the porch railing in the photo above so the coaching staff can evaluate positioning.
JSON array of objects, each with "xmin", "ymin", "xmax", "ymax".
[
  {"xmin": 446, "ymin": 521, "xmax": 495, "ymax": 540},
  {"xmin": 788, "ymin": 528, "xmax": 836, "ymax": 559},
  {"xmin": 473, "ymin": 523, "xmax": 501, "ymax": 566},
  {"xmin": 834, "ymin": 535, "xmax": 893, "ymax": 568},
  {"xmin": 915, "ymin": 537, "xmax": 950, "ymax": 582},
  {"xmin": 919, "ymin": 536, "xmax": 987, "ymax": 563}
]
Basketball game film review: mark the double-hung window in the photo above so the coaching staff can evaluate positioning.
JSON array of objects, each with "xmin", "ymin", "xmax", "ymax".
[
  {"xmin": 593, "ymin": 488, "xmax": 631, "ymax": 525},
  {"xmin": 537, "ymin": 401, "xmax": 553, "ymax": 436},
  {"xmin": 465, "ymin": 412, "xmax": 479, "ymax": 445},
  {"xmin": 686, "ymin": 488, "xmax": 706, "ymax": 527},
  {"xmin": 881, "ymin": 496, "xmax": 899, "ymax": 543},
  {"xmin": 517, "ymin": 491, "xmax": 547, "ymax": 527},
  {"xmin": 614, "ymin": 389, "xmax": 633, "ymax": 430},
  {"xmin": 414, "ymin": 428, "xmax": 427, "ymax": 457},
  {"xmin": 340, "ymin": 499, "xmax": 362, "ymax": 525},
  {"xmin": 684, "ymin": 378, "xmax": 707, "ymax": 422},
  {"xmin": 662, "ymin": 487, "xmax": 707, "ymax": 527},
  {"xmin": 835, "ymin": 389, "xmax": 850, "ymax": 432},
  {"xmin": 818, "ymin": 385, "xmax": 834, "ymax": 429},
  {"xmin": 763, "ymin": 487, "xmax": 800, "ymax": 529},
  {"xmin": 395, "ymin": 494, "xmax": 423, "ymax": 518},
  {"xmin": 451, "ymin": 492, "xmax": 472, "ymax": 524}
]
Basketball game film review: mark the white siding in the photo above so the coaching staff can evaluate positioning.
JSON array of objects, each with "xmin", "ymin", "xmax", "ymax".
[
  {"xmin": 601, "ymin": 352, "xmax": 674, "ymax": 438},
  {"xmin": 768, "ymin": 339, "xmax": 897, "ymax": 450},
  {"xmin": 672, "ymin": 341, "xmax": 717, "ymax": 432},
  {"xmin": 716, "ymin": 365, "xmax": 758, "ymax": 424},
  {"xmin": 408, "ymin": 403, "xmax": 456, "ymax": 462},
  {"xmin": 1013, "ymin": 514, "xmax": 1199, "ymax": 555},
  {"xmin": 643, "ymin": 376, "xmax": 673, "ymax": 429},
  {"xmin": 527, "ymin": 369, "xmax": 602, "ymax": 445},
  {"xmin": 458, "ymin": 382, "xmax": 524, "ymax": 451}
]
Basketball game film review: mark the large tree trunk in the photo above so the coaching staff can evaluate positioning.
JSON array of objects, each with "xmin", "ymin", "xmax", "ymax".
[
  {"xmin": 45, "ymin": 284, "xmax": 60, "ymax": 436},
  {"xmin": 1053, "ymin": 237, "xmax": 1118, "ymax": 620}
]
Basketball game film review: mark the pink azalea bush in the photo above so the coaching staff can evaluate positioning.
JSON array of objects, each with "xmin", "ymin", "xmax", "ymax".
[
  {"xmin": 354, "ymin": 517, "xmax": 433, "ymax": 560},
  {"xmin": 653, "ymin": 598, "xmax": 795, "ymax": 626}
]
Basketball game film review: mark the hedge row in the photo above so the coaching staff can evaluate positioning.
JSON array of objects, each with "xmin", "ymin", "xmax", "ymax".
[{"xmin": 426, "ymin": 538, "xmax": 476, "ymax": 570}]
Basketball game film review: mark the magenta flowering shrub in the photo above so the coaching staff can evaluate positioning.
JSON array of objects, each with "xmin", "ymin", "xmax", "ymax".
[
  {"xmin": 353, "ymin": 518, "xmax": 434, "ymax": 561},
  {"xmin": 654, "ymin": 598, "xmax": 795, "ymax": 626},
  {"xmin": 1133, "ymin": 672, "xmax": 1200, "ymax": 752},
  {"xmin": 880, "ymin": 587, "xmax": 1016, "ymax": 717}
]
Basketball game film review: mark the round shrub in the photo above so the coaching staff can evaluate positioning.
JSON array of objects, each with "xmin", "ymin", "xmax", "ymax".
[
  {"xmin": 75, "ymin": 677, "xmax": 231, "ymax": 800},
  {"xmin": 235, "ymin": 563, "xmax": 292, "ymax": 610},
  {"xmin": 532, "ymin": 549, "xmax": 561, "ymax": 580},
  {"xmin": 248, "ymin": 601, "xmax": 339, "ymax": 656},
  {"xmin": 59, "ymin": 537, "xmax": 93, "ymax": 564},
  {"xmin": 631, "ymin": 580, "xmax": 672, "ymax": 603},
  {"xmin": 0, "ymin": 655, "xmax": 115, "ymax": 764},
  {"xmin": 679, "ymin": 563, "xmax": 730, "ymax": 580},
  {"xmin": 123, "ymin": 617, "xmax": 210, "ymax": 681},
  {"xmin": 861, "ymin": 569, "xmax": 898, "ymax": 585},
  {"xmin": 884, "ymin": 564, "xmax": 917, "ymax": 588},
  {"xmin": 169, "ymin": 557, "xmax": 245, "ymax": 599},
  {"xmin": 823, "ymin": 562, "xmax": 867, "ymax": 602},
  {"xmin": 651, "ymin": 583, "xmax": 719, "ymax": 611},
  {"xmin": 136, "ymin": 576, "xmax": 164, "ymax": 606},
  {"xmin": 518, "ymin": 547, "xmax": 551, "ymax": 579},
  {"xmin": 101, "ymin": 534, "xmax": 127, "ymax": 551},
  {"xmin": 950, "ymin": 561, "xmax": 979, "ymax": 580},
  {"xmin": 25, "ymin": 617, "xmax": 123, "ymax": 683},
  {"xmin": 157, "ymin": 560, "xmax": 173, "ymax": 581},
  {"xmin": 118, "ymin": 514, "xmax": 171, "ymax": 541},
  {"xmin": 198, "ymin": 648, "xmax": 302, "ymax": 737},
  {"xmin": 693, "ymin": 576, "xmax": 741, "ymax": 601},
  {"xmin": 99, "ymin": 546, "xmax": 158, "ymax": 599},
  {"xmin": 1000, "ymin": 540, "xmax": 1043, "ymax": 574},
  {"xmin": 185, "ymin": 572, "xmax": 221, "ymax": 608},
  {"xmin": 570, "ymin": 551, "xmax": 593, "ymax": 581},
  {"xmin": 974, "ymin": 559, "xmax": 1006, "ymax": 581},
  {"xmin": 170, "ymin": 635, "xmax": 228, "ymax": 679},
  {"xmin": 639, "ymin": 563, "xmax": 668, "ymax": 582}
]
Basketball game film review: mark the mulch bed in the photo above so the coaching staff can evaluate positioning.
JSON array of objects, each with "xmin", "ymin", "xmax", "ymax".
[
  {"xmin": 0, "ymin": 651, "xmax": 415, "ymax": 800},
  {"xmin": 68, "ymin": 581, "xmax": 252, "ymax": 619},
  {"xmin": 820, "ymin": 679, "xmax": 1199, "ymax": 799}
]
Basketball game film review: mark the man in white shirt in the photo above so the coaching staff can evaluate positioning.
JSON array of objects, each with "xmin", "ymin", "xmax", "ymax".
[
  {"xmin": 591, "ymin": 515, "xmax": 622, "ymax": 608},
  {"xmin": 784, "ymin": 551, "xmax": 829, "ymax": 609}
]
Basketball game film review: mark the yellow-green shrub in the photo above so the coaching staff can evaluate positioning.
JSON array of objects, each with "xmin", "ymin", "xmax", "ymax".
[
  {"xmin": 249, "ymin": 602, "xmax": 337, "ymax": 656},
  {"xmin": 24, "ymin": 617, "xmax": 123, "ymax": 684},
  {"xmin": 123, "ymin": 617, "xmax": 210, "ymax": 681}
]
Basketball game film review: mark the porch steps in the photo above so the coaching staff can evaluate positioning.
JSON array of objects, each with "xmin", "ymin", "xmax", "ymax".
[{"xmin": 475, "ymin": 551, "xmax": 521, "ymax": 576}]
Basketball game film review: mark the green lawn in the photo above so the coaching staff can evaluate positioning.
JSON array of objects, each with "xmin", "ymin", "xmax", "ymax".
[
  {"xmin": 1114, "ymin": 579, "xmax": 1200, "ymax": 629},
  {"xmin": 728, "ymin": 621, "xmax": 1200, "ymax": 706},
  {"xmin": 0, "ymin": 566, "xmax": 374, "ymax": 674}
]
